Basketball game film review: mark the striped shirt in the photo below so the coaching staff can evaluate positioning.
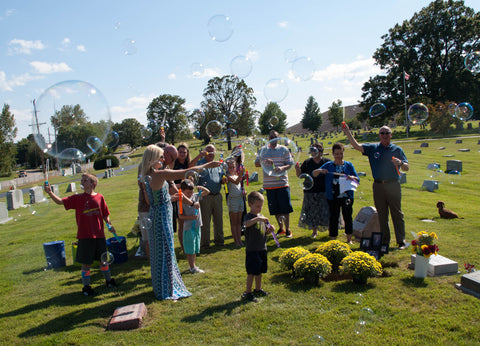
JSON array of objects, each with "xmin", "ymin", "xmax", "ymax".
[{"xmin": 255, "ymin": 145, "xmax": 294, "ymax": 189}]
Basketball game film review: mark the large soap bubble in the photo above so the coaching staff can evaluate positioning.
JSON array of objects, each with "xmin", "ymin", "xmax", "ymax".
[
  {"xmin": 407, "ymin": 103, "xmax": 429, "ymax": 125},
  {"xmin": 369, "ymin": 103, "xmax": 386, "ymax": 118},
  {"xmin": 264, "ymin": 78, "xmax": 288, "ymax": 103},
  {"xmin": 207, "ymin": 15, "xmax": 233, "ymax": 42},
  {"xmin": 230, "ymin": 55, "xmax": 252, "ymax": 79},
  {"xmin": 33, "ymin": 80, "xmax": 111, "ymax": 161},
  {"xmin": 292, "ymin": 57, "xmax": 315, "ymax": 81},
  {"xmin": 454, "ymin": 102, "xmax": 473, "ymax": 121},
  {"xmin": 205, "ymin": 120, "xmax": 223, "ymax": 138},
  {"xmin": 257, "ymin": 137, "xmax": 297, "ymax": 177},
  {"xmin": 464, "ymin": 51, "xmax": 480, "ymax": 74}
]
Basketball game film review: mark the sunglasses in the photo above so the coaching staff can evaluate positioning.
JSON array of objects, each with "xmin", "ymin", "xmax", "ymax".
[{"xmin": 379, "ymin": 132, "xmax": 391, "ymax": 135}]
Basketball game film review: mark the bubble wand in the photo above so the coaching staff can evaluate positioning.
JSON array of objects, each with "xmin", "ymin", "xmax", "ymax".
[
  {"xmin": 105, "ymin": 221, "xmax": 121, "ymax": 242},
  {"xmin": 266, "ymin": 220, "xmax": 280, "ymax": 247},
  {"xmin": 392, "ymin": 156, "xmax": 401, "ymax": 177},
  {"xmin": 178, "ymin": 188, "xmax": 183, "ymax": 214},
  {"xmin": 245, "ymin": 169, "xmax": 249, "ymax": 186},
  {"xmin": 45, "ymin": 158, "xmax": 49, "ymax": 185},
  {"xmin": 191, "ymin": 191, "xmax": 202, "ymax": 230}
]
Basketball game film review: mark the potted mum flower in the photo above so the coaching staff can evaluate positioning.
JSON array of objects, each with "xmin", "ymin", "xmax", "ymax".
[
  {"xmin": 279, "ymin": 247, "xmax": 310, "ymax": 275},
  {"xmin": 315, "ymin": 240, "xmax": 352, "ymax": 271},
  {"xmin": 294, "ymin": 253, "xmax": 332, "ymax": 285},
  {"xmin": 340, "ymin": 251, "xmax": 383, "ymax": 284},
  {"xmin": 411, "ymin": 231, "xmax": 438, "ymax": 278}
]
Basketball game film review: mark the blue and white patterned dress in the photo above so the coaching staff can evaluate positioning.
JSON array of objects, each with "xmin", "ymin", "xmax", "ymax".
[{"xmin": 146, "ymin": 181, "xmax": 191, "ymax": 300}]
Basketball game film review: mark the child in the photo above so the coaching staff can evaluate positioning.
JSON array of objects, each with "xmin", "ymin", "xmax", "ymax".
[
  {"xmin": 226, "ymin": 159, "xmax": 245, "ymax": 246},
  {"xmin": 178, "ymin": 179, "xmax": 210, "ymax": 274},
  {"xmin": 44, "ymin": 173, "xmax": 117, "ymax": 296},
  {"xmin": 242, "ymin": 191, "xmax": 274, "ymax": 302}
]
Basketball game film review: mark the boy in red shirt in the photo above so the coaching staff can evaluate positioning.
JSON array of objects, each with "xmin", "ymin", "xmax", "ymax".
[{"xmin": 45, "ymin": 173, "xmax": 117, "ymax": 296}]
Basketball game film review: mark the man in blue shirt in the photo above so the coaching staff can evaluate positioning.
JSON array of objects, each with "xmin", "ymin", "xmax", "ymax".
[{"xmin": 343, "ymin": 125, "xmax": 409, "ymax": 249}]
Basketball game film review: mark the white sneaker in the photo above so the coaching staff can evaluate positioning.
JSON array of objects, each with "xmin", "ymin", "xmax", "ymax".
[{"xmin": 189, "ymin": 266, "xmax": 205, "ymax": 274}]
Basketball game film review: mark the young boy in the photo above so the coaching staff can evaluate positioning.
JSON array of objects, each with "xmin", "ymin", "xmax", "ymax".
[
  {"xmin": 44, "ymin": 173, "xmax": 117, "ymax": 296},
  {"xmin": 178, "ymin": 179, "xmax": 210, "ymax": 274},
  {"xmin": 242, "ymin": 191, "xmax": 274, "ymax": 302}
]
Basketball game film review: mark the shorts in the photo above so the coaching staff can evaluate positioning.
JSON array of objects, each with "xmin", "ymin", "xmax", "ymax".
[
  {"xmin": 76, "ymin": 238, "xmax": 107, "ymax": 265},
  {"xmin": 227, "ymin": 195, "xmax": 245, "ymax": 213},
  {"xmin": 183, "ymin": 227, "xmax": 201, "ymax": 255},
  {"xmin": 266, "ymin": 187, "xmax": 293, "ymax": 215},
  {"xmin": 245, "ymin": 250, "xmax": 268, "ymax": 275}
]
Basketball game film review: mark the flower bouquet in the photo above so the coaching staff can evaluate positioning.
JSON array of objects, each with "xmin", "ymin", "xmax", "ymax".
[
  {"xmin": 411, "ymin": 231, "xmax": 438, "ymax": 258},
  {"xmin": 315, "ymin": 240, "xmax": 352, "ymax": 271},
  {"xmin": 294, "ymin": 253, "xmax": 332, "ymax": 285},
  {"xmin": 340, "ymin": 251, "xmax": 383, "ymax": 284},
  {"xmin": 279, "ymin": 246, "xmax": 310, "ymax": 273}
]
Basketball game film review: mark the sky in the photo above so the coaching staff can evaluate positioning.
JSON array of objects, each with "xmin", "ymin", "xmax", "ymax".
[{"xmin": 1, "ymin": 0, "xmax": 479, "ymax": 142}]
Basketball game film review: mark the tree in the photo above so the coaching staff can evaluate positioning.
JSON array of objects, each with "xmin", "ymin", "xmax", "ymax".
[
  {"xmin": 359, "ymin": 0, "xmax": 480, "ymax": 123},
  {"xmin": 301, "ymin": 96, "xmax": 322, "ymax": 132},
  {"xmin": 428, "ymin": 101, "xmax": 459, "ymax": 136},
  {"xmin": 50, "ymin": 104, "xmax": 88, "ymax": 129},
  {"xmin": 15, "ymin": 135, "xmax": 42, "ymax": 169},
  {"xmin": 258, "ymin": 102, "xmax": 287, "ymax": 135},
  {"xmin": 200, "ymin": 75, "xmax": 257, "ymax": 143},
  {"xmin": 112, "ymin": 118, "xmax": 143, "ymax": 150},
  {"xmin": 328, "ymin": 100, "xmax": 343, "ymax": 131},
  {"xmin": 0, "ymin": 104, "xmax": 17, "ymax": 175},
  {"xmin": 146, "ymin": 94, "xmax": 189, "ymax": 145}
]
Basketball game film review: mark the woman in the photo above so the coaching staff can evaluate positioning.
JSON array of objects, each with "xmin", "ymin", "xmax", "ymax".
[
  {"xmin": 295, "ymin": 143, "xmax": 330, "ymax": 238},
  {"xmin": 140, "ymin": 145, "xmax": 220, "ymax": 300},
  {"xmin": 313, "ymin": 142, "xmax": 359, "ymax": 244}
]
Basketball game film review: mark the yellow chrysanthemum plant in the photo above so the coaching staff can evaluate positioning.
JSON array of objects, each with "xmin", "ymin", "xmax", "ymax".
[
  {"xmin": 340, "ymin": 251, "xmax": 383, "ymax": 284},
  {"xmin": 279, "ymin": 246, "xmax": 310, "ymax": 272},
  {"xmin": 315, "ymin": 240, "xmax": 352, "ymax": 271},
  {"xmin": 411, "ymin": 231, "xmax": 439, "ymax": 258},
  {"xmin": 294, "ymin": 253, "xmax": 332, "ymax": 284}
]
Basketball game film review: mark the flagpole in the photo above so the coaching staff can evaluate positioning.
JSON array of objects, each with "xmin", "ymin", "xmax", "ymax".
[{"xmin": 403, "ymin": 69, "xmax": 408, "ymax": 138}]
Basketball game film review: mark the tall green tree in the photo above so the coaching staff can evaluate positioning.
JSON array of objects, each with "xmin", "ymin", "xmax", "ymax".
[
  {"xmin": 50, "ymin": 104, "xmax": 87, "ymax": 129},
  {"xmin": 328, "ymin": 99, "xmax": 343, "ymax": 131},
  {"xmin": 146, "ymin": 94, "xmax": 189, "ymax": 145},
  {"xmin": 112, "ymin": 118, "xmax": 143, "ymax": 150},
  {"xmin": 301, "ymin": 96, "xmax": 322, "ymax": 132},
  {"xmin": 359, "ymin": 0, "xmax": 480, "ymax": 123},
  {"xmin": 0, "ymin": 104, "xmax": 17, "ymax": 175},
  {"xmin": 258, "ymin": 102, "xmax": 287, "ymax": 135}
]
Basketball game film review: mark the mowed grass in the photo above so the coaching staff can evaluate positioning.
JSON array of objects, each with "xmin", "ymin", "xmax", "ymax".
[{"xmin": 1, "ymin": 132, "xmax": 480, "ymax": 345}]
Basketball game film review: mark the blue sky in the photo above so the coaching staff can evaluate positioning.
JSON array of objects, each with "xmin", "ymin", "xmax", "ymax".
[{"xmin": 1, "ymin": 0, "xmax": 478, "ymax": 141}]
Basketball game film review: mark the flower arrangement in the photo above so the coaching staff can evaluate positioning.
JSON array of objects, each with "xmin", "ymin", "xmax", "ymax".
[
  {"xmin": 411, "ymin": 231, "xmax": 438, "ymax": 258},
  {"xmin": 340, "ymin": 251, "xmax": 383, "ymax": 284},
  {"xmin": 279, "ymin": 246, "xmax": 310, "ymax": 271},
  {"xmin": 130, "ymin": 219, "xmax": 141, "ymax": 236},
  {"xmin": 315, "ymin": 240, "xmax": 352, "ymax": 271},
  {"xmin": 294, "ymin": 253, "xmax": 332, "ymax": 284}
]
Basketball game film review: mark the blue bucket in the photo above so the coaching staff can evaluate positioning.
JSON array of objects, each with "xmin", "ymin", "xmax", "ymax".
[
  {"xmin": 43, "ymin": 240, "xmax": 66, "ymax": 268},
  {"xmin": 106, "ymin": 236, "xmax": 128, "ymax": 264}
]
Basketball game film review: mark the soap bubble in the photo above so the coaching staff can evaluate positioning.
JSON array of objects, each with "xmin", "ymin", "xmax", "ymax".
[
  {"xmin": 373, "ymin": 151, "xmax": 381, "ymax": 159},
  {"xmin": 140, "ymin": 217, "xmax": 152, "ymax": 231},
  {"xmin": 29, "ymin": 198, "xmax": 50, "ymax": 216},
  {"xmin": 408, "ymin": 103, "xmax": 429, "ymax": 125},
  {"xmin": 278, "ymin": 215, "xmax": 286, "ymax": 227},
  {"xmin": 141, "ymin": 127, "xmax": 153, "ymax": 139},
  {"xmin": 185, "ymin": 170, "xmax": 199, "ymax": 185},
  {"xmin": 312, "ymin": 335, "xmax": 325, "ymax": 343},
  {"xmin": 206, "ymin": 120, "xmax": 223, "ymax": 138},
  {"xmin": 359, "ymin": 307, "xmax": 375, "ymax": 323},
  {"xmin": 223, "ymin": 128, "xmax": 237, "ymax": 140},
  {"xmin": 122, "ymin": 38, "xmax": 137, "ymax": 55},
  {"xmin": 292, "ymin": 57, "xmax": 315, "ymax": 81},
  {"xmin": 257, "ymin": 137, "xmax": 297, "ymax": 177},
  {"xmin": 447, "ymin": 102, "xmax": 457, "ymax": 116},
  {"xmin": 284, "ymin": 48, "xmax": 297, "ymax": 63},
  {"xmin": 106, "ymin": 131, "xmax": 119, "ymax": 148},
  {"xmin": 207, "ymin": 15, "xmax": 233, "ymax": 42},
  {"xmin": 354, "ymin": 320, "xmax": 366, "ymax": 335},
  {"xmin": 190, "ymin": 62, "xmax": 205, "ymax": 78},
  {"xmin": 101, "ymin": 251, "xmax": 115, "ymax": 265},
  {"xmin": 447, "ymin": 170, "xmax": 461, "ymax": 184},
  {"xmin": 224, "ymin": 111, "xmax": 237, "ymax": 124},
  {"xmin": 369, "ymin": 103, "xmax": 386, "ymax": 118},
  {"xmin": 464, "ymin": 51, "xmax": 480, "ymax": 74},
  {"xmin": 86, "ymin": 136, "xmax": 103, "ymax": 153},
  {"xmin": 309, "ymin": 146, "xmax": 319, "ymax": 158},
  {"xmin": 33, "ymin": 80, "xmax": 112, "ymax": 161},
  {"xmin": 230, "ymin": 55, "xmax": 252, "ymax": 79},
  {"xmin": 299, "ymin": 173, "xmax": 314, "ymax": 190},
  {"xmin": 269, "ymin": 116, "xmax": 279, "ymax": 128},
  {"xmin": 454, "ymin": 102, "xmax": 473, "ymax": 121},
  {"xmin": 354, "ymin": 293, "xmax": 364, "ymax": 305},
  {"xmin": 264, "ymin": 78, "xmax": 288, "ymax": 103},
  {"xmin": 193, "ymin": 130, "xmax": 201, "ymax": 139},
  {"xmin": 44, "ymin": 262, "xmax": 53, "ymax": 271}
]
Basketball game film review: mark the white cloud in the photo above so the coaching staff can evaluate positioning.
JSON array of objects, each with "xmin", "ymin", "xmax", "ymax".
[
  {"xmin": 61, "ymin": 38, "xmax": 71, "ymax": 46},
  {"xmin": 168, "ymin": 73, "xmax": 176, "ymax": 80},
  {"xmin": 76, "ymin": 45, "xmax": 86, "ymax": 52},
  {"xmin": 30, "ymin": 61, "xmax": 72, "ymax": 74},
  {"xmin": 110, "ymin": 95, "xmax": 152, "ymax": 124},
  {"xmin": 278, "ymin": 21, "xmax": 288, "ymax": 28},
  {"xmin": 8, "ymin": 39, "xmax": 45, "ymax": 55},
  {"xmin": 304, "ymin": 58, "xmax": 382, "ymax": 82},
  {"xmin": 0, "ymin": 71, "xmax": 44, "ymax": 91},
  {"xmin": 246, "ymin": 49, "xmax": 258, "ymax": 62},
  {"xmin": 188, "ymin": 67, "xmax": 220, "ymax": 79}
]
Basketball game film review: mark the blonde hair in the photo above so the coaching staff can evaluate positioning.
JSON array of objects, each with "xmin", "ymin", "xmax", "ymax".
[
  {"xmin": 139, "ymin": 145, "xmax": 164, "ymax": 177},
  {"xmin": 82, "ymin": 173, "xmax": 98, "ymax": 187}
]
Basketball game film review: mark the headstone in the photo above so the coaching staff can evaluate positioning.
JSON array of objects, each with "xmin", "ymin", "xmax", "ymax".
[
  {"xmin": 458, "ymin": 148, "xmax": 470, "ymax": 152},
  {"xmin": 413, "ymin": 149, "xmax": 422, "ymax": 154},
  {"xmin": 249, "ymin": 172, "xmax": 259, "ymax": 183},
  {"xmin": 310, "ymin": 138, "xmax": 314, "ymax": 145},
  {"xmin": 104, "ymin": 170, "xmax": 110, "ymax": 179},
  {"xmin": 29, "ymin": 186, "xmax": 46, "ymax": 204},
  {"xmin": 467, "ymin": 123, "xmax": 472, "ymax": 129},
  {"xmin": 399, "ymin": 172, "xmax": 407, "ymax": 184},
  {"xmin": 352, "ymin": 206, "xmax": 380, "ymax": 239},
  {"xmin": 50, "ymin": 184, "xmax": 59, "ymax": 195},
  {"xmin": 422, "ymin": 180, "xmax": 439, "ymax": 192},
  {"xmin": 478, "ymin": 139, "xmax": 480, "ymax": 145},
  {"xmin": 420, "ymin": 142, "xmax": 429, "ymax": 147},
  {"xmin": 0, "ymin": 202, "xmax": 12, "ymax": 224},
  {"xmin": 456, "ymin": 271, "xmax": 480, "ymax": 298},
  {"xmin": 446, "ymin": 160, "xmax": 462, "ymax": 172},
  {"xmin": 7, "ymin": 189, "xmax": 24, "ymax": 210},
  {"xmin": 438, "ymin": 147, "xmax": 445, "ymax": 150},
  {"xmin": 362, "ymin": 133, "xmax": 368, "ymax": 140},
  {"xmin": 409, "ymin": 254, "xmax": 459, "ymax": 276},
  {"xmin": 66, "ymin": 182, "xmax": 76, "ymax": 193},
  {"xmin": 107, "ymin": 303, "xmax": 147, "ymax": 330},
  {"xmin": 455, "ymin": 139, "xmax": 462, "ymax": 144},
  {"xmin": 357, "ymin": 172, "xmax": 367, "ymax": 177}
]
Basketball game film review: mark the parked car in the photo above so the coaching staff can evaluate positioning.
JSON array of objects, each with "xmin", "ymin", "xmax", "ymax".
[{"xmin": 18, "ymin": 170, "xmax": 27, "ymax": 177}]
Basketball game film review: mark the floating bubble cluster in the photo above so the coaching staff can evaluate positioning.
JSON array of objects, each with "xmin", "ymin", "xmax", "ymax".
[{"xmin": 369, "ymin": 103, "xmax": 386, "ymax": 118}]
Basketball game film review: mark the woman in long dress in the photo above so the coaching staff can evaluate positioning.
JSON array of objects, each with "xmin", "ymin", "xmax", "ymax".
[{"xmin": 140, "ymin": 145, "xmax": 220, "ymax": 300}]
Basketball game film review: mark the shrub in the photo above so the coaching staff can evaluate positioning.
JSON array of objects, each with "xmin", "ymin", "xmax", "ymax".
[
  {"xmin": 93, "ymin": 155, "xmax": 119, "ymax": 170},
  {"xmin": 315, "ymin": 240, "xmax": 352, "ymax": 271},
  {"xmin": 340, "ymin": 251, "xmax": 383, "ymax": 283},
  {"xmin": 294, "ymin": 253, "xmax": 332, "ymax": 284},
  {"xmin": 279, "ymin": 246, "xmax": 310, "ymax": 271}
]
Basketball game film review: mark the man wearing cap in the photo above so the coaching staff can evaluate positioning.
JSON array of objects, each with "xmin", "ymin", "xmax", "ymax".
[{"xmin": 342, "ymin": 124, "xmax": 409, "ymax": 249}]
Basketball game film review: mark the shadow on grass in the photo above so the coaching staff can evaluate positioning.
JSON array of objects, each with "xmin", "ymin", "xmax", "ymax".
[
  {"xmin": 269, "ymin": 272, "xmax": 325, "ymax": 292},
  {"xmin": 181, "ymin": 300, "xmax": 247, "ymax": 323},
  {"xmin": 400, "ymin": 277, "xmax": 429, "ymax": 288},
  {"xmin": 331, "ymin": 280, "xmax": 377, "ymax": 293}
]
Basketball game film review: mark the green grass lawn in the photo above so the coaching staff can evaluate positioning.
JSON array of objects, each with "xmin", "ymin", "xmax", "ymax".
[{"xmin": 1, "ymin": 132, "xmax": 480, "ymax": 345}]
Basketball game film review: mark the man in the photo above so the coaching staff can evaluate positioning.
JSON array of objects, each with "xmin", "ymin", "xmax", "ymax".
[
  {"xmin": 342, "ymin": 124, "xmax": 409, "ymax": 249},
  {"xmin": 197, "ymin": 144, "xmax": 224, "ymax": 248},
  {"xmin": 255, "ymin": 130, "xmax": 294, "ymax": 238},
  {"xmin": 163, "ymin": 145, "xmax": 178, "ymax": 169}
]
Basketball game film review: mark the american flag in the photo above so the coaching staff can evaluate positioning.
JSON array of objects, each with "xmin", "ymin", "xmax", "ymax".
[{"xmin": 404, "ymin": 71, "xmax": 410, "ymax": 80}]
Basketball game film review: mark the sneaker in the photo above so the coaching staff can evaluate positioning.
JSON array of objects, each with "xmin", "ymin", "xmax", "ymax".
[
  {"xmin": 241, "ymin": 292, "xmax": 258, "ymax": 302},
  {"xmin": 106, "ymin": 278, "xmax": 117, "ymax": 288},
  {"xmin": 286, "ymin": 230, "xmax": 293, "ymax": 238},
  {"xmin": 253, "ymin": 289, "xmax": 269, "ymax": 297},
  {"xmin": 189, "ymin": 266, "xmax": 205, "ymax": 274},
  {"xmin": 276, "ymin": 229, "xmax": 286, "ymax": 236},
  {"xmin": 82, "ymin": 285, "xmax": 95, "ymax": 296},
  {"xmin": 398, "ymin": 244, "xmax": 406, "ymax": 250},
  {"xmin": 311, "ymin": 232, "xmax": 317, "ymax": 238}
]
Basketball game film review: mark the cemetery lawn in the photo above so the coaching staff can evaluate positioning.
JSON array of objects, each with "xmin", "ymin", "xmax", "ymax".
[{"xmin": 1, "ymin": 133, "xmax": 480, "ymax": 345}]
